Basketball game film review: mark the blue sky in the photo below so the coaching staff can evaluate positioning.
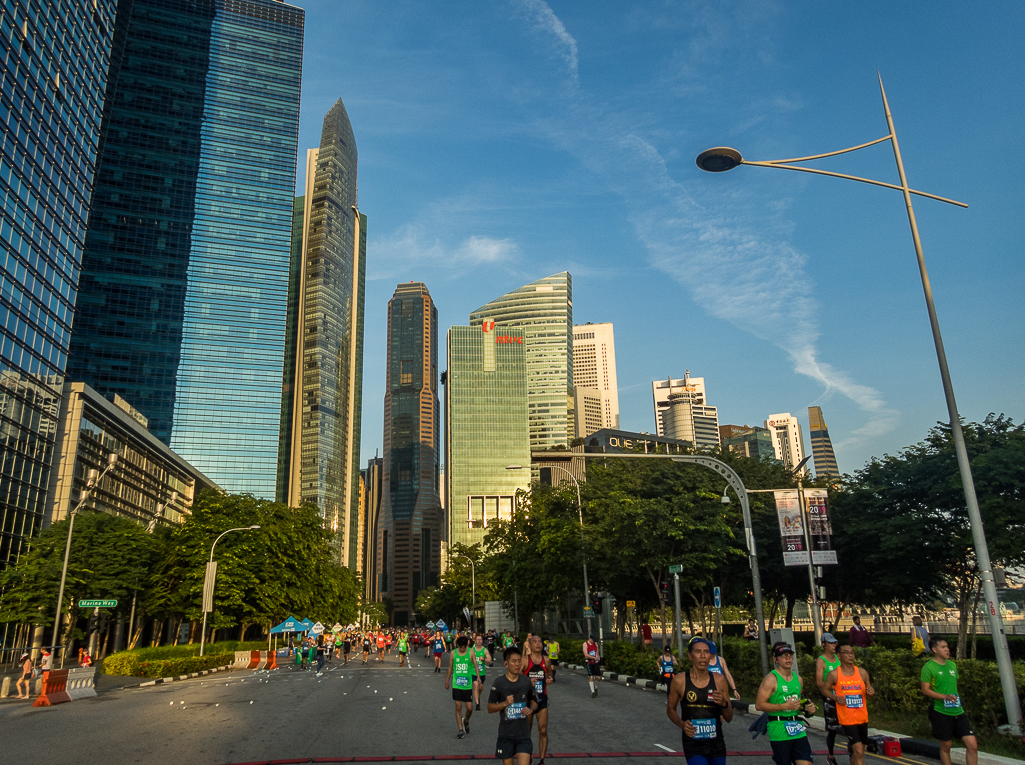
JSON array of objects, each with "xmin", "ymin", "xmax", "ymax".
[{"xmin": 295, "ymin": 1, "xmax": 1024, "ymax": 475}]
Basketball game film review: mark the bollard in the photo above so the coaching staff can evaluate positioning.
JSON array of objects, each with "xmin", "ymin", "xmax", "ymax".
[{"xmin": 1, "ymin": 676, "xmax": 10, "ymax": 698}]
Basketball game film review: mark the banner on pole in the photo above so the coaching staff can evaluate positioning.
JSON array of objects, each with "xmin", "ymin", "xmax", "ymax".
[
  {"xmin": 774, "ymin": 491, "xmax": 809, "ymax": 566},
  {"xmin": 774, "ymin": 489, "xmax": 838, "ymax": 566},
  {"xmin": 805, "ymin": 489, "xmax": 838, "ymax": 565},
  {"xmin": 201, "ymin": 561, "xmax": 218, "ymax": 612}
]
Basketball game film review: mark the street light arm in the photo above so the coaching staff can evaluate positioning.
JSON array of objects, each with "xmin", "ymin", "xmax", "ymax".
[
  {"xmin": 209, "ymin": 526, "xmax": 255, "ymax": 562},
  {"xmin": 740, "ymin": 161, "xmax": 968, "ymax": 208},
  {"xmin": 761, "ymin": 135, "xmax": 893, "ymax": 164}
]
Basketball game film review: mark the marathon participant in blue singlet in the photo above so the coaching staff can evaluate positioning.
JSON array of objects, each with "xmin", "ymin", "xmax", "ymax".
[
  {"xmin": 707, "ymin": 641, "xmax": 741, "ymax": 700},
  {"xmin": 433, "ymin": 632, "xmax": 446, "ymax": 673},
  {"xmin": 659, "ymin": 645, "xmax": 680, "ymax": 688}
]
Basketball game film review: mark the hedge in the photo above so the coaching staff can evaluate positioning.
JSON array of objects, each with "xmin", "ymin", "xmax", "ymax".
[{"xmin": 103, "ymin": 651, "xmax": 236, "ymax": 677}]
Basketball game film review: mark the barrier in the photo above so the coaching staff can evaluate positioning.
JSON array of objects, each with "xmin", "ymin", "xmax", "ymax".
[
  {"xmin": 233, "ymin": 651, "xmax": 250, "ymax": 669},
  {"xmin": 66, "ymin": 667, "xmax": 97, "ymax": 700},
  {"xmin": 247, "ymin": 650, "xmax": 266, "ymax": 670},
  {"xmin": 264, "ymin": 650, "xmax": 278, "ymax": 670},
  {"xmin": 33, "ymin": 669, "xmax": 71, "ymax": 706}
]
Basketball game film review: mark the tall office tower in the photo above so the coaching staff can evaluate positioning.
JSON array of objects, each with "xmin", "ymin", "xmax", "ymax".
[
  {"xmin": 445, "ymin": 323, "xmax": 530, "ymax": 549},
  {"xmin": 572, "ymin": 322, "xmax": 619, "ymax": 430},
  {"xmin": 470, "ymin": 272, "xmax": 573, "ymax": 450},
  {"xmin": 361, "ymin": 455, "xmax": 383, "ymax": 601},
  {"xmin": 277, "ymin": 101, "xmax": 367, "ymax": 566},
  {"xmin": 720, "ymin": 424, "xmax": 777, "ymax": 461},
  {"xmin": 808, "ymin": 406, "xmax": 840, "ymax": 478},
  {"xmin": 652, "ymin": 372, "xmax": 720, "ymax": 449},
  {"xmin": 378, "ymin": 283, "xmax": 442, "ymax": 626},
  {"xmin": 66, "ymin": 0, "xmax": 304, "ymax": 498},
  {"xmin": 573, "ymin": 386, "xmax": 603, "ymax": 439},
  {"xmin": 0, "ymin": 0, "xmax": 117, "ymax": 568},
  {"xmin": 765, "ymin": 413, "xmax": 807, "ymax": 473}
]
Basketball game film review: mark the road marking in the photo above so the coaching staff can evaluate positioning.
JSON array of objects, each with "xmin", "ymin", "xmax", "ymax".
[{"xmin": 653, "ymin": 744, "xmax": 675, "ymax": 753}]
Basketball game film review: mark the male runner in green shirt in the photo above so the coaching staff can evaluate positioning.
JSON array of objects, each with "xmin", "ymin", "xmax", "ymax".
[
  {"xmin": 446, "ymin": 634, "xmax": 481, "ymax": 739},
  {"xmin": 756, "ymin": 642, "xmax": 817, "ymax": 765},
  {"xmin": 920, "ymin": 638, "xmax": 978, "ymax": 765}
]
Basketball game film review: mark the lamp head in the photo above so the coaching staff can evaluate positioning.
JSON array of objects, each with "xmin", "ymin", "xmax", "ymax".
[
  {"xmin": 696, "ymin": 147, "xmax": 743, "ymax": 173},
  {"xmin": 249, "ymin": 525, "xmax": 261, "ymax": 530},
  {"xmin": 107, "ymin": 452, "xmax": 119, "ymax": 467},
  {"xmin": 720, "ymin": 490, "xmax": 731, "ymax": 505}
]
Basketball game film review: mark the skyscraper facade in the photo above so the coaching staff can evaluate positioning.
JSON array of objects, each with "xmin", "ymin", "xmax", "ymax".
[
  {"xmin": 1, "ymin": 0, "xmax": 117, "ymax": 567},
  {"xmin": 66, "ymin": 0, "xmax": 304, "ymax": 498},
  {"xmin": 278, "ymin": 100, "xmax": 367, "ymax": 567},
  {"xmin": 445, "ymin": 323, "xmax": 530, "ymax": 549},
  {"xmin": 572, "ymin": 322, "xmax": 619, "ymax": 431},
  {"xmin": 808, "ymin": 406, "xmax": 840, "ymax": 478},
  {"xmin": 652, "ymin": 373, "xmax": 720, "ymax": 449},
  {"xmin": 470, "ymin": 272, "xmax": 573, "ymax": 450},
  {"xmin": 720, "ymin": 424, "xmax": 777, "ymax": 461},
  {"xmin": 378, "ymin": 282, "xmax": 442, "ymax": 626},
  {"xmin": 765, "ymin": 412, "xmax": 807, "ymax": 473},
  {"xmin": 361, "ymin": 455, "xmax": 383, "ymax": 602}
]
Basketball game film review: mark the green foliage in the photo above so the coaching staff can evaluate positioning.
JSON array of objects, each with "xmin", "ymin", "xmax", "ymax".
[{"xmin": 104, "ymin": 653, "xmax": 237, "ymax": 677}]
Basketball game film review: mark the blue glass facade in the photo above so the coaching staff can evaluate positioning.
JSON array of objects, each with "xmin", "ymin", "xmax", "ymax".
[
  {"xmin": 67, "ymin": 0, "xmax": 304, "ymax": 498},
  {"xmin": 0, "ymin": 0, "xmax": 117, "ymax": 567}
]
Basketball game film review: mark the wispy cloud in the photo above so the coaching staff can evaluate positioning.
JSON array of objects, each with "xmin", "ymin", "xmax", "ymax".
[
  {"xmin": 368, "ymin": 224, "xmax": 519, "ymax": 281},
  {"xmin": 514, "ymin": 0, "xmax": 579, "ymax": 83}
]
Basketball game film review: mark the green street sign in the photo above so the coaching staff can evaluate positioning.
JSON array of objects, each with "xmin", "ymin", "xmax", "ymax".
[
  {"xmin": 582, "ymin": 606, "xmax": 594, "ymax": 618},
  {"xmin": 668, "ymin": 564, "xmax": 683, "ymax": 574},
  {"xmin": 79, "ymin": 599, "xmax": 117, "ymax": 608}
]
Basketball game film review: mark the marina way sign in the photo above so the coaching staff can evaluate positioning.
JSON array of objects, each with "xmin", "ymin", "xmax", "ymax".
[
  {"xmin": 668, "ymin": 564, "xmax": 683, "ymax": 574},
  {"xmin": 79, "ymin": 599, "xmax": 117, "ymax": 608}
]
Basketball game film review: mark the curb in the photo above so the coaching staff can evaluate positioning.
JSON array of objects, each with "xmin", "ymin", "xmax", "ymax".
[{"xmin": 120, "ymin": 664, "xmax": 235, "ymax": 689}]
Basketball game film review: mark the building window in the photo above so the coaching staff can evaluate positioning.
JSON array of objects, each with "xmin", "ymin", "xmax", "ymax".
[{"xmin": 400, "ymin": 360, "xmax": 413, "ymax": 385}]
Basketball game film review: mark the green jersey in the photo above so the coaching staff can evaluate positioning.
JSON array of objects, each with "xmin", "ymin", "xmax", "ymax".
[
  {"xmin": 452, "ymin": 648, "xmax": 475, "ymax": 690},
  {"xmin": 504, "ymin": 635, "xmax": 514, "ymax": 647},
  {"xmin": 547, "ymin": 641, "xmax": 560, "ymax": 659},
  {"xmin": 398, "ymin": 636, "xmax": 408, "ymax": 652},
  {"xmin": 767, "ymin": 670, "xmax": 806, "ymax": 742},
  {"xmin": 921, "ymin": 659, "xmax": 963, "ymax": 716},
  {"xmin": 473, "ymin": 645, "xmax": 487, "ymax": 675},
  {"xmin": 821, "ymin": 652, "xmax": 841, "ymax": 681}
]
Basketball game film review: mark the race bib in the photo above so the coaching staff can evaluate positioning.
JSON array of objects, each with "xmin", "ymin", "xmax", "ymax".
[
  {"xmin": 843, "ymin": 694, "xmax": 864, "ymax": 709},
  {"xmin": 692, "ymin": 718, "xmax": 716, "ymax": 740},
  {"xmin": 943, "ymin": 695, "xmax": 961, "ymax": 709},
  {"xmin": 506, "ymin": 702, "xmax": 526, "ymax": 720},
  {"xmin": 533, "ymin": 679, "xmax": 544, "ymax": 694},
  {"xmin": 784, "ymin": 720, "xmax": 805, "ymax": 737},
  {"xmin": 455, "ymin": 676, "xmax": 470, "ymax": 688}
]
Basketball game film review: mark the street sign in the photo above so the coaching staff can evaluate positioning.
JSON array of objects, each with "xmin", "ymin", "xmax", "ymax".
[
  {"xmin": 332, "ymin": 623, "xmax": 343, "ymax": 633},
  {"xmin": 427, "ymin": 621, "xmax": 436, "ymax": 630},
  {"xmin": 626, "ymin": 600, "xmax": 636, "ymax": 608},
  {"xmin": 582, "ymin": 606, "xmax": 594, "ymax": 618},
  {"xmin": 311, "ymin": 622, "xmax": 324, "ymax": 635},
  {"xmin": 713, "ymin": 587, "xmax": 721, "ymax": 609},
  {"xmin": 436, "ymin": 619, "xmax": 447, "ymax": 630},
  {"xmin": 79, "ymin": 599, "xmax": 117, "ymax": 608},
  {"xmin": 668, "ymin": 564, "xmax": 683, "ymax": 574}
]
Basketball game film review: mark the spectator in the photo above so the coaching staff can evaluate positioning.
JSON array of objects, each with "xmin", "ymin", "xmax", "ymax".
[
  {"xmin": 40, "ymin": 647, "xmax": 52, "ymax": 678},
  {"xmin": 743, "ymin": 618, "xmax": 759, "ymax": 641},
  {"xmin": 641, "ymin": 622, "xmax": 653, "ymax": 648},
  {"xmin": 15, "ymin": 652, "xmax": 33, "ymax": 699},
  {"xmin": 911, "ymin": 615, "xmax": 930, "ymax": 657},
  {"xmin": 849, "ymin": 615, "xmax": 874, "ymax": 648}
]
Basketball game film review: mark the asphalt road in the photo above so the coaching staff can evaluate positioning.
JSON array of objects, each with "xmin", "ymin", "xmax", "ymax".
[{"xmin": 0, "ymin": 650, "xmax": 939, "ymax": 765}]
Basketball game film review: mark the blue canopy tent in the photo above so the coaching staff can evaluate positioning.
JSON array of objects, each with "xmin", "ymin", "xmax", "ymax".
[{"xmin": 270, "ymin": 616, "xmax": 307, "ymax": 634}]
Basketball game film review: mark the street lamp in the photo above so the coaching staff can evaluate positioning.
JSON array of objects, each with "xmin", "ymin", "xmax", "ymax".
[
  {"xmin": 696, "ymin": 75, "xmax": 1021, "ymax": 733},
  {"xmin": 507, "ymin": 463, "xmax": 594, "ymax": 646},
  {"xmin": 451, "ymin": 552, "xmax": 476, "ymax": 633},
  {"xmin": 199, "ymin": 525, "xmax": 260, "ymax": 657},
  {"xmin": 54, "ymin": 452, "xmax": 118, "ymax": 667}
]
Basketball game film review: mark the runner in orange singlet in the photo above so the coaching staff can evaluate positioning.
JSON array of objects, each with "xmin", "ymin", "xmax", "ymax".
[{"xmin": 824, "ymin": 645, "xmax": 875, "ymax": 765}]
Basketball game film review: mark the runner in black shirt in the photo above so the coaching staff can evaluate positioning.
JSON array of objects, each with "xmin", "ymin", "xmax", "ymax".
[
  {"xmin": 488, "ymin": 645, "xmax": 538, "ymax": 765},
  {"xmin": 362, "ymin": 633, "xmax": 372, "ymax": 665},
  {"xmin": 666, "ymin": 637, "xmax": 733, "ymax": 765}
]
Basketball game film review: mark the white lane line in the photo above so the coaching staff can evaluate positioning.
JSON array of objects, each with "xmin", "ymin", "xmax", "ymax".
[{"xmin": 654, "ymin": 744, "xmax": 675, "ymax": 753}]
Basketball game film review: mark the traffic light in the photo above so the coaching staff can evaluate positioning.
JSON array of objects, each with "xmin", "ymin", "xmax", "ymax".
[
  {"xmin": 659, "ymin": 581, "xmax": 670, "ymax": 601},
  {"xmin": 593, "ymin": 596, "xmax": 603, "ymax": 615},
  {"xmin": 99, "ymin": 613, "xmax": 110, "ymax": 634},
  {"xmin": 87, "ymin": 611, "xmax": 99, "ymax": 634}
]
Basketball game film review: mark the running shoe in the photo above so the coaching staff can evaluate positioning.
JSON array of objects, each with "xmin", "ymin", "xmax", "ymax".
[
  {"xmin": 591, "ymin": 690, "xmax": 597, "ymax": 698},
  {"xmin": 457, "ymin": 730, "xmax": 465, "ymax": 739}
]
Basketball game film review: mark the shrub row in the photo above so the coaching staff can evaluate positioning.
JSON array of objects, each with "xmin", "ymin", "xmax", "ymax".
[{"xmin": 103, "ymin": 651, "xmax": 236, "ymax": 677}]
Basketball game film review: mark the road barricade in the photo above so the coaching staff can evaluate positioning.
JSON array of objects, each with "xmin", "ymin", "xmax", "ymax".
[
  {"xmin": 33, "ymin": 669, "xmax": 71, "ymax": 706},
  {"xmin": 233, "ymin": 651, "xmax": 250, "ymax": 669},
  {"xmin": 66, "ymin": 667, "xmax": 97, "ymax": 700},
  {"xmin": 263, "ymin": 650, "xmax": 278, "ymax": 670}
]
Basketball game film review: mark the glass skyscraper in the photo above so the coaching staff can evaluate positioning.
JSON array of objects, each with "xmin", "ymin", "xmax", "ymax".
[
  {"xmin": 470, "ymin": 272, "xmax": 573, "ymax": 450},
  {"xmin": 445, "ymin": 323, "xmax": 530, "ymax": 549},
  {"xmin": 378, "ymin": 282, "xmax": 442, "ymax": 626},
  {"xmin": 808, "ymin": 406, "xmax": 840, "ymax": 478},
  {"xmin": 278, "ymin": 100, "xmax": 367, "ymax": 567},
  {"xmin": 66, "ymin": 0, "xmax": 304, "ymax": 498},
  {"xmin": 1, "ymin": 0, "xmax": 118, "ymax": 567}
]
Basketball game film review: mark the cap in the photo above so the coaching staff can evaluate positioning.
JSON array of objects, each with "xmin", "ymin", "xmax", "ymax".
[
  {"xmin": 772, "ymin": 643, "xmax": 795, "ymax": 657},
  {"xmin": 822, "ymin": 633, "xmax": 838, "ymax": 644},
  {"xmin": 20, "ymin": 652, "xmax": 29, "ymax": 659},
  {"xmin": 708, "ymin": 640, "xmax": 718, "ymax": 655}
]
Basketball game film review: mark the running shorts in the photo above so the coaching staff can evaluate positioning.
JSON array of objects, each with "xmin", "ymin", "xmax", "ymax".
[
  {"xmin": 586, "ymin": 662, "xmax": 601, "ymax": 677},
  {"xmin": 769, "ymin": 736, "xmax": 813, "ymax": 765},
  {"xmin": 452, "ymin": 688, "xmax": 473, "ymax": 702},
  {"xmin": 495, "ymin": 736, "xmax": 533, "ymax": 760},
  {"xmin": 929, "ymin": 709, "xmax": 974, "ymax": 742},
  {"xmin": 840, "ymin": 723, "xmax": 869, "ymax": 747}
]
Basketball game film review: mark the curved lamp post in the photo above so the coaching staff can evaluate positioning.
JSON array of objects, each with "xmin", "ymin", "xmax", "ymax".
[
  {"xmin": 697, "ymin": 75, "xmax": 1020, "ymax": 733},
  {"xmin": 199, "ymin": 525, "xmax": 260, "ymax": 657}
]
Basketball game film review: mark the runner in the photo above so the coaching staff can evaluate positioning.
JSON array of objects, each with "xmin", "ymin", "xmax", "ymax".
[
  {"xmin": 445, "ymin": 629, "xmax": 454, "ymax": 654},
  {"xmin": 666, "ymin": 637, "xmax": 733, "ymax": 765},
  {"xmin": 488, "ymin": 644, "xmax": 539, "ymax": 765},
  {"xmin": 659, "ymin": 645, "xmax": 679, "ymax": 688},
  {"xmin": 545, "ymin": 635, "xmax": 559, "ymax": 682},
  {"xmin": 824, "ymin": 644, "xmax": 875, "ymax": 765},
  {"xmin": 386, "ymin": 630, "xmax": 394, "ymax": 657},
  {"xmin": 343, "ymin": 632, "xmax": 352, "ymax": 665},
  {"xmin": 814, "ymin": 633, "xmax": 843, "ymax": 765},
  {"xmin": 433, "ymin": 631, "xmax": 446, "ymax": 673},
  {"xmin": 473, "ymin": 634, "xmax": 492, "ymax": 711},
  {"xmin": 398, "ymin": 631, "xmax": 409, "ymax": 667},
  {"xmin": 706, "ymin": 641, "xmax": 741, "ymax": 700},
  {"xmin": 486, "ymin": 630, "xmax": 497, "ymax": 664},
  {"xmin": 755, "ymin": 642, "xmax": 817, "ymax": 765},
  {"xmin": 920, "ymin": 637, "xmax": 979, "ymax": 765},
  {"xmin": 362, "ymin": 631, "xmax": 372, "ymax": 665},
  {"xmin": 376, "ymin": 631, "xmax": 387, "ymax": 662},
  {"xmin": 524, "ymin": 635, "xmax": 552, "ymax": 765},
  {"xmin": 315, "ymin": 636, "xmax": 327, "ymax": 677},
  {"xmin": 582, "ymin": 634, "xmax": 601, "ymax": 698},
  {"xmin": 446, "ymin": 634, "xmax": 481, "ymax": 739}
]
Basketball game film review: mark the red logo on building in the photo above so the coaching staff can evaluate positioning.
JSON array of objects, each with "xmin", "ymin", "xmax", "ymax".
[
  {"xmin": 482, "ymin": 321, "xmax": 495, "ymax": 333},
  {"xmin": 496, "ymin": 335, "xmax": 522, "ymax": 344}
]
